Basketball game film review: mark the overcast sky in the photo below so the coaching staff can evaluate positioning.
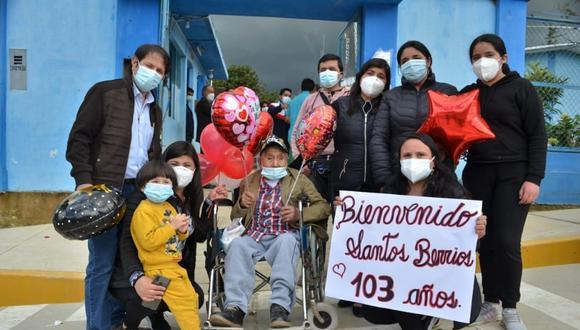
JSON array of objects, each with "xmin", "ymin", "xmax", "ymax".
[
  {"xmin": 212, "ymin": 15, "xmax": 346, "ymax": 94},
  {"xmin": 211, "ymin": 1, "xmax": 578, "ymax": 95}
]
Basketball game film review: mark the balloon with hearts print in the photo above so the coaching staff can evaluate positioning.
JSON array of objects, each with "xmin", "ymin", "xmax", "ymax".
[
  {"xmin": 233, "ymin": 86, "xmax": 261, "ymax": 121},
  {"xmin": 211, "ymin": 92, "xmax": 257, "ymax": 149},
  {"xmin": 295, "ymin": 105, "xmax": 336, "ymax": 161}
]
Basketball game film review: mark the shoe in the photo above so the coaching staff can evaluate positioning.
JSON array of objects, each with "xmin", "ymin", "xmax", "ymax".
[
  {"xmin": 475, "ymin": 301, "xmax": 501, "ymax": 323},
  {"xmin": 270, "ymin": 303, "xmax": 291, "ymax": 328},
  {"xmin": 352, "ymin": 303, "xmax": 364, "ymax": 318},
  {"xmin": 209, "ymin": 305, "xmax": 245, "ymax": 327},
  {"xmin": 337, "ymin": 299, "xmax": 354, "ymax": 308},
  {"xmin": 502, "ymin": 308, "xmax": 527, "ymax": 330}
]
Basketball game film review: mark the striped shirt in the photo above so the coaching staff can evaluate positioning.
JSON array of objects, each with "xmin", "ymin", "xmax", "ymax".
[{"xmin": 246, "ymin": 177, "xmax": 290, "ymax": 242}]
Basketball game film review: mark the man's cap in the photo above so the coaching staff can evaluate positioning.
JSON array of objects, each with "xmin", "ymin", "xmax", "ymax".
[{"xmin": 260, "ymin": 135, "xmax": 288, "ymax": 153}]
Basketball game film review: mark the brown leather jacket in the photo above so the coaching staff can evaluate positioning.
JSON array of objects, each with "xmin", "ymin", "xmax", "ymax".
[
  {"xmin": 66, "ymin": 76, "xmax": 162, "ymax": 188},
  {"xmin": 231, "ymin": 168, "xmax": 331, "ymax": 228}
]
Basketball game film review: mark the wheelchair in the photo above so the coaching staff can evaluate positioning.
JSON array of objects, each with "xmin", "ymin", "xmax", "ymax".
[{"xmin": 203, "ymin": 197, "xmax": 338, "ymax": 330}]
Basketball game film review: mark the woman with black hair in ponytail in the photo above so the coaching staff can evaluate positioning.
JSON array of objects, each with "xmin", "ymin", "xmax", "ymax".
[
  {"xmin": 110, "ymin": 141, "xmax": 228, "ymax": 329},
  {"xmin": 460, "ymin": 34, "xmax": 547, "ymax": 330}
]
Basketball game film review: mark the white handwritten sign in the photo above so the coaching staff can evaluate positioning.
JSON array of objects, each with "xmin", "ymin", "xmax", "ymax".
[{"xmin": 325, "ymin": 191, "xmax": 481, "ymax": 323}]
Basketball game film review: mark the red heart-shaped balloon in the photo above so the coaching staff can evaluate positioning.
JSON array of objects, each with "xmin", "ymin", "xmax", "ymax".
[
  {"xmin": 295, "ymin": 105, "xmax": 336, "ymax": 161},
  {"xmin": 198, "ymin": 153, "xmax": 220, "ymax": 186},
  {"xmin": 246, "ymin": 112, "xmax": 274, "ymax": 155},
  {"xmin": 212, "ymin": 92, "xmax": 256, "ymax": 149},
  {"xmin": 233, "ymin": 86, "xmax": 261, "ymax": 122}
]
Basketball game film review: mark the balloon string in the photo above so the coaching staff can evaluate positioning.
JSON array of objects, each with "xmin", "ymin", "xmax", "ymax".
[
  {"xmin": 285, "ymin": 159, "xmax": 306, "ymax": 206},
  {"xmin": 241, "ymin": 151, "xmax": 250, "ymax": 192}
]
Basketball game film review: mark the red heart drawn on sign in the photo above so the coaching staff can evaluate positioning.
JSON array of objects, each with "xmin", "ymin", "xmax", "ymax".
[{"xmin": 332, "ymin": 263, "xmax": 346, "ymax": 278}]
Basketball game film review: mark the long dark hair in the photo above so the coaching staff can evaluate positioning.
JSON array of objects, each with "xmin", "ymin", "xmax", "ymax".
[
  {"xmin": 162, "ymin": 141, "xmax": 204, "ymax": 223},
  {"xmin": 348, "ymin": 58, "xmax": 391, "ymax": 116},
  {"xmin": 386, "ymin": 133, "xmax": 467, "ymax": 199},
  {"xmin": 469, "ymin": 33, "xmax": 511, "ymax": 74}
]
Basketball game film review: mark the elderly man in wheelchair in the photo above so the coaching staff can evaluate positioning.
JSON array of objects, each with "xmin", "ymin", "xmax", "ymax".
[{"xmin": 209, "ymin": 135, "xmax": 331, "ymax": 328}]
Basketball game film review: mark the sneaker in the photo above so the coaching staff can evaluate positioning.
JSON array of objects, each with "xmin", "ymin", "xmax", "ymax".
[
  {"xmin": 352, "ymin": 303, "xmax": 364, "ymax": 318},
  {"xmin": 337, "ymin": 299, "xmax": 354, "ymax": 308},
  {"xmin": 209, "ymin": 305, "xmax": 245, "ymax": 327},
  {"xmin": 475, "ymin": 301, "xmax": 501, "ymax": 323},
  {"xmin": 502, "ymin": 308, "xmax": 527, "ymax": 330},
  {"xmin": 270, "ymin": 303, "xmax": 291, "ymax": 328}
]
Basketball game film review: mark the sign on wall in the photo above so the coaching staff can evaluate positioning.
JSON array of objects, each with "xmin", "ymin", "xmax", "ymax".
[
  {"xmin": 326, "ymin": 191, "xmax": 481, "ymax": 323},
  {"xmin": 338, "ymin": 16, "xmax": 360, "ymax": 88},
  {"xmin": 9, "ymin": 49, "xmax": 27, "ymax": 90}
]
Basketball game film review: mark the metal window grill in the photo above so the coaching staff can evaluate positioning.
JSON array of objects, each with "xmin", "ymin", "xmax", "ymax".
[{"xmin": 525, "ymin": 16, "xmax": 580, "ymax": 148}]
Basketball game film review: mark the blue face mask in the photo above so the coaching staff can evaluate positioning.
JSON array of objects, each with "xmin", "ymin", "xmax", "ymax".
[
  {"xmin": 319, "ymin": 70, "xmax": 340, "ymax": 89},
  {"xmin": 143, "ymin": 182, "xmax": 173, "ymax": 203},
  {"xmin": 134, "ymin": 63, "xmax": 163, "ymax": 93},
  {"xmin": 261, "ymin": 167, "xmax": 288, "ymax": 181},
  {"xmin": 400, "ymin": 59, "xmax": 428, "ymax": 83}
]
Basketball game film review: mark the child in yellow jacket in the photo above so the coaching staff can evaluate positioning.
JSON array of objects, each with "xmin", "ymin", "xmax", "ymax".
[{"xmin": 130, "ymin": 160, "xmax": 200, "ymax": 330}]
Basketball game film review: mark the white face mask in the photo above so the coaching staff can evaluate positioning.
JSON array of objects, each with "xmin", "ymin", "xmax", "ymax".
[
  {"xmin": 281, "ymin": 96, "xmax": 292, "ymax": 104},
  {"xmin": 472, "ymin": 57, "xmax": 501, "ymax": 82},
  {"xmin": 206, "ymin": 93, "xmax": 215, "ymax": 102},
  {"xmin": 400, "ymin": 158, "xmax": 433, "ymax": 183},
  {"xmin": 173, "ymin": 166, "xmax": 195, "ymax": 188},
  {"xmin": 360, "ymin": 76, "xmax": 385, "ymax": 98},
  {"xmin": 186, "ymin": 95, "xmax": 193, "ymax": 103}
]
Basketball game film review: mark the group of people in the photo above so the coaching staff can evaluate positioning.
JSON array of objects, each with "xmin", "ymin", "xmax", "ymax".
[{"xmin": 66, "ymin": 31, "xmax": 547, "ymax": 330}]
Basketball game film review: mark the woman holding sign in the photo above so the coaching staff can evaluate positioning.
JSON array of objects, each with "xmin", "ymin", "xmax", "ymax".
[
  {"xmin": 461, "ymin": 34, "xmax": 547, "ymax": 330},
  {"xmin": 337, "ymin": 133, "xmax": 486, "ymax": 329}
]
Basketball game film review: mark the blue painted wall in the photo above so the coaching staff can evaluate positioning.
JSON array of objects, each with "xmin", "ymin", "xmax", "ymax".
[
  {"xmin": 396, "ymin": 0, "xmax": 496, "ymax": 89},
  {"xmin": 115, "ymin": 0, "xmax": 161, "ymax": 77},
  {"xmin": 495, "ymin": 0, "xmax": 528, "ymax": 74},
  {"xmin": 537, "ymin": 148, "xmax": 580, "ymax": 204},
  {"xmin": 0, "ymin": 0, "xmax": 7, "ymax": 191},
  {"xmin": 6, "ymin": 0, "xmax": 118, "ymax": 191},
  {"xmin": 361, "ymin": 4, "xmax": 398, "ymax": 88},
  {"xmin": 161, "ymin": 20, "xmax": 206, "ymax": 148}
]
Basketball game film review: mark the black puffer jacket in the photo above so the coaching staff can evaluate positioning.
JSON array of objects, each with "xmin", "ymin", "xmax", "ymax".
[
  {"xmin": 370, "ymin": 74, "xmax": 457, "ymax": 188},
  {"xmin": 331, "ymin": 95, "xmax": 382, "ymax": 194}
]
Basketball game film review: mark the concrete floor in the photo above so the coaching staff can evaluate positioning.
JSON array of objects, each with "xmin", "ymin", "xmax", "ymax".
[
  {"xmin": 1, "ymin": 264, "xmax": 579, "ymax": 329},
  {"xmin": 0, "ymin": 206, "xmax": 579, "ymax": 329}
]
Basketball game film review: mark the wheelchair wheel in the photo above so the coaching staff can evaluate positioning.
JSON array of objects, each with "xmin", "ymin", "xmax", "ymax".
[
  {"xmin": 307, "ymin": 302, "xmax": 338, "ymax": 330},
  {"xmin": 309, "ymin": 229, "xmax": 326, "ymax": 302}
]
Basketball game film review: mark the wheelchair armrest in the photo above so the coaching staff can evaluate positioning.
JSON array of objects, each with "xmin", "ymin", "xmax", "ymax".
[
  {"xmin": 299, "ymin": 195, "xmax": 311, "ymax": 208},
  {"xmin": 212, "ymin": 198, "xmax": 234, "ymax": 207}
]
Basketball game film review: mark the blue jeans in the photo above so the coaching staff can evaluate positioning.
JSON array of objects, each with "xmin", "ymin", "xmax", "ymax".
[
  {"xmin": 85, "ymin": 183, "xmax": 134, "ymax": 330},
  {"xmin": 224, "ymin": 232, "xmax": 300, "ymax": 313}
]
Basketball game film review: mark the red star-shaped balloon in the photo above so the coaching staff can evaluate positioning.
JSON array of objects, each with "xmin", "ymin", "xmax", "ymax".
[{"xmin": 418, "ymin": 89, "xmax": 496, "ymax": 164}]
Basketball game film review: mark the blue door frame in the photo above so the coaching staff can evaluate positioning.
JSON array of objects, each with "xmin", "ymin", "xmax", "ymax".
[{"xmin": 0, "ymin": 0, "xmax": 8, "ymax": 191}]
